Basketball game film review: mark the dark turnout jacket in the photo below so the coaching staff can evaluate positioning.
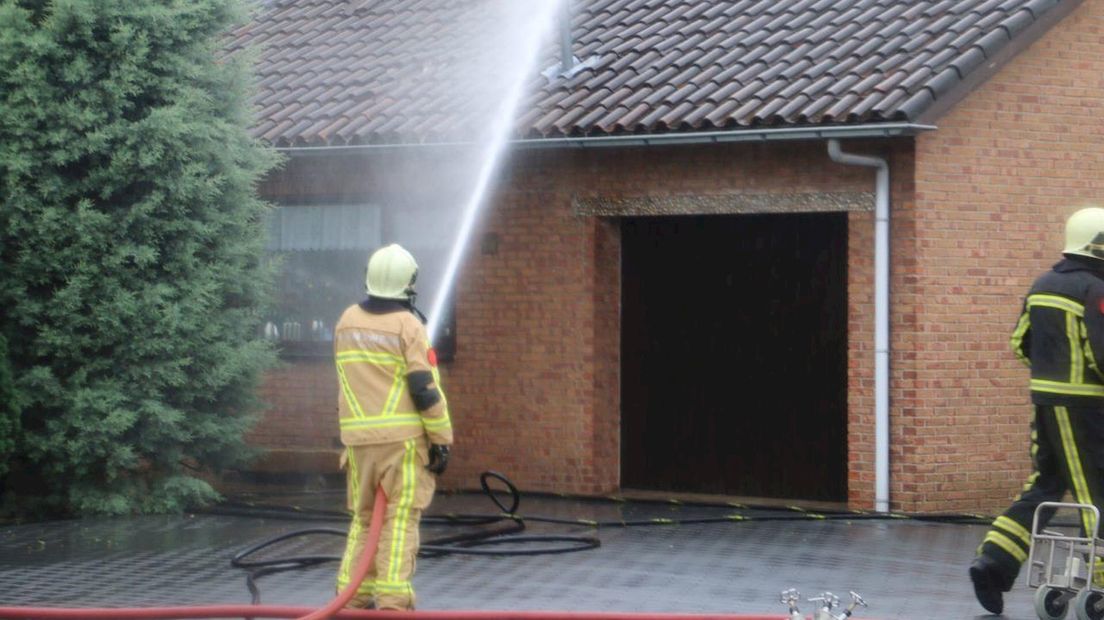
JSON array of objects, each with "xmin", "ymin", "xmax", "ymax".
[{"xmin": 1012, "ymin": 257, "xmax": 1104, "ymax": 406}]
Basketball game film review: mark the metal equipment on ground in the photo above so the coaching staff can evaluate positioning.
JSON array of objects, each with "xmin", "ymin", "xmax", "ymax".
[{"xmin": 1027, "ymin": 502, "xmax": 1104, "ymax": 620}]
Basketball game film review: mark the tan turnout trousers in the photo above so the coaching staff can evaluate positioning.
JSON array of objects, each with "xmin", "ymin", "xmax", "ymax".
[
  {"xmin": 337, "ymin": 438, "xmax": 435, "ymax": 610},
  {"xmin": 333, "ymin": 301, "xmax": 452, "ymax": 610}
]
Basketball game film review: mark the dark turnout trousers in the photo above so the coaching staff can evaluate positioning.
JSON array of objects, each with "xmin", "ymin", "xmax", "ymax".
[{"xmin": 980, "ymin": 404, "xmax": 1104, "ymax": 587}]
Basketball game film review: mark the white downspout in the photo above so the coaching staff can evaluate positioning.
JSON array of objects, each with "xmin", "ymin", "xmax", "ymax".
[{"xmin": 827, "ymin": 139, "xmax": 891, "ymax": 513}]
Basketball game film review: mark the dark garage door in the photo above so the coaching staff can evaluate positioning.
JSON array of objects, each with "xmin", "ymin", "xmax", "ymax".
[{"xmin": 620, "ymin": 213, "xmax": 848, "ymax": 502}]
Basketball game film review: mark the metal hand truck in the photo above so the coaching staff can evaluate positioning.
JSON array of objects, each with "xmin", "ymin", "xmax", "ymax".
[{"xmin": 1027, "ymin": 502, "xmax": 1104, "ymax": 620}]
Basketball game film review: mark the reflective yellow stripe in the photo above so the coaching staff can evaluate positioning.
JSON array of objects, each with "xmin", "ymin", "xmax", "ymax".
[
  {"xmin": 423, "ymin": 415, "xmax": 452, "ymax": 430},
  {"xmin": 1068, "ymin": 312, "xmax": 1084, "ymax": 384},
  {"xmin": 424, "ymin": 352, "xmax": 451, "ymax": 432},
  {"xmin": 387, "ymin": 440, "xmax": 417, "ymax": 583},
  {"xmin": 994, "ymin": 516, "xmax": 1032, "ymax": 548},
  {"xmin": 1028, "ymin": 294, "xmax": 1085, "ymax": 317},
  {"xmin": 1087, "ymin": 333, "xmax": 1104, "ymax": 380},
  {"xmin": 374, "ymin": 580, "xmax": 413, "ymax": 592},
  {"xmin": 1019, "ymin": 471, "xmax": 1040, "ymax": 497},
  {"xmin": 338, "ymin": 449, "xmax": 361, "ymax": 589},
  {"xmin": 1010, "ymin": 311, "xmax": 1031, "ymax": 367},
  {"xmin": 340, "ymin": 414, "xmax": 423, "ymax": 429},
  {"xmin": 381, "ymin": 368, "xmax": 404, "ymax": 417},
  {"xmin": 1030, "ymin": 379, "xmax": 1104, "ymax": 397},
  {"xmin": 984, "ymin": 531, "xmax": 1028, "ymax": 562},
  {"xmin": 344, "ymin": 580, "xmax": 410, "ymax": 594},
  {"xmin": 348, "ymin": 447, "xmax": 360, "ymax": 503},
  {"xmin": 336, "ymin": 351, "xmax": 408, "ymax": 418},
  {"xmin": 336, "ymin": 351, "xmax": 405, "ymax": 365},
  {"xmin": 431, "ymin": 364, "xmax": 449, "ymax": 410},
  {"xmin": 1055, "ymin": 406, "xmax": 1097, "ymax": 537},
  {"xmin": 337, "ymin": 578, "xmax": 404, "ymax": 595},
  {"xmin": 349, "ymin": 580, "xmax": 410, "ymax": 589},
  {"xmin": 1021, "ymin": 294, "xmax": 1092, "ymax": 381},
  {"xmin": 337, "ymin": 363, "xmax": 369, "ymax": 419}
]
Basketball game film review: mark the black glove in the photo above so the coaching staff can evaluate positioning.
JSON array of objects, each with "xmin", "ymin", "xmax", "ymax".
[{"xmin": 426, "ymin": 444, "xmax": 450, "ymax": 475}]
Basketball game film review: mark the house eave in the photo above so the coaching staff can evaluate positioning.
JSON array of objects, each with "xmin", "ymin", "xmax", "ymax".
[{"xmin": 274, "ymin": 123, "xmax": 938, "ymax": 156}]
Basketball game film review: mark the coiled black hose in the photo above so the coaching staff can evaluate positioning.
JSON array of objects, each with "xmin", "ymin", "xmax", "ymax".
[
  {"xmin": 229, "ymin": 471, "xmax": 601, "ymax": 604},
  {"xmin": 225, "ymin": 470, "xmax": 1000, "ymax": 603}
]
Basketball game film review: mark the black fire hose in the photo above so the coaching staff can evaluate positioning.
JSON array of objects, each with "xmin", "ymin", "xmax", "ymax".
[
  {"xmin": 225, "ymin": 470, "xmax": 997, "ymax": 604},
  {"xmin": 229, "ymin": 471, "xmax": 601, "ymax": 604}
]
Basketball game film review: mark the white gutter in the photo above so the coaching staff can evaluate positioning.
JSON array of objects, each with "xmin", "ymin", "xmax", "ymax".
[
  {"xmin": 827, "ymin": 139, "xmax": 891, "ymax": 514},
  {"xmin": 275, "ymin": 123, "xmax": 936, "ymax": 155}
]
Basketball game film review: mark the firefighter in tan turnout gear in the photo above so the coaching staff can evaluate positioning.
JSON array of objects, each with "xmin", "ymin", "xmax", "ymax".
[
  {"xmin": 334, "ymin": 243, "xmax": 453, "ymax": 611},
  {"xmin": 970, "ymin": 207, "xmax": 1104, "ymax": 615}
]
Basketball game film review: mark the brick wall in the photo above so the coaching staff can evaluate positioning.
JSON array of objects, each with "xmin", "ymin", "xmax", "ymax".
[
  {"xmin": 254, "ymin": 142, "xmax": 898, "ymax": 499},
  {"xmin": 249, "ymin": 359, "xmax": 340, "ymax": 472},
  {"xmin": 465, "ymin": 144, "xmax": 910, "ymax": 500},
  {"xmin": 907, "ymin": 0, "xmax": 1104, "ymax": 513},
  {"xmin": 442, "ymin": 185, "xmax": 611, "ymax": 491}
]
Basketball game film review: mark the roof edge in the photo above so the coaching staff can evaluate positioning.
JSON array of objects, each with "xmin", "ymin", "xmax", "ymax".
[
  {"xmin": 275, "ymin": 122, "xmax": 937, "ymax": 156},
  {"xmin": 915, "ymin": 0, "xmax": 1086, "ymax": 125}
]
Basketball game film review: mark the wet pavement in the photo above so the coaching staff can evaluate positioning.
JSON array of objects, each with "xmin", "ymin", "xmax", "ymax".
[{"xmin": 0, "ymin": 489, "xmax": 1042, "ymax": 619}]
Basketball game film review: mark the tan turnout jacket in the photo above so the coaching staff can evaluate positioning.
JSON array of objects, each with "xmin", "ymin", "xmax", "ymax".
[{"xmin": 334, "ymin": 302, "xmax": 453, "ymax": 446}]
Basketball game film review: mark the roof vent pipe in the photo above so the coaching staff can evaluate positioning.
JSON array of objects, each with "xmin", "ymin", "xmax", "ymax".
[{"xmin": 559, "ymin": 0, "xmax": 574, "ymax": 75}]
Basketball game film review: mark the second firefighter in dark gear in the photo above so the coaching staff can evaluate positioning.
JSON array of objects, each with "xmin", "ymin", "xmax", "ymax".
[
  {"xmin": 970, "ymin": 207, "xmax": 1104, "ymax": 615},
  {"xmin": 334, "ymin": 243, "xmax": 454, "ymax": 611}
]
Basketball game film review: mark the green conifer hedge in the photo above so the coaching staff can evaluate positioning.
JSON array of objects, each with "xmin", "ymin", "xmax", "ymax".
[
  {"xmin": 0, "ymin": 0, "xmax": 279, "ymax": 515},
  {"xmin": 0, "ymin": 335, "xmax": 18, "ymax": 482}
]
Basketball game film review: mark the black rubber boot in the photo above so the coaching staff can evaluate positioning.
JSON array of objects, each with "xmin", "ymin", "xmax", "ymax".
[{"xmin": 970, "ymin": 554, "xmax": 1010, "ymax": 615}]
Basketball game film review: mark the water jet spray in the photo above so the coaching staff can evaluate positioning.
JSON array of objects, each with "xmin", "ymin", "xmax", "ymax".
[{"xmin": 426, "ymin": 0, "xmax": 566, "ymax": 343}]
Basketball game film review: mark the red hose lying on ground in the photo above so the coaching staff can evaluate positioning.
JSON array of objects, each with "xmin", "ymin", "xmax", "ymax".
[
  {"xmin": 0, "ymin": 609, "xmax": 793, "ymax": 620},
  {"xmin": 0, "ymin": 486, "xmax": 388, "ymax": 620},
  {"xmin": 0, "ymin": 484, "xmax": 794, "ymax": 620}
]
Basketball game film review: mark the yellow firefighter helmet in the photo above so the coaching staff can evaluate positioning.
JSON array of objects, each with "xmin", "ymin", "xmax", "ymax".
[
  {"xmin": 365, "ymin": 244, "xmax": 418, "ymax": 300},
  {"xmin": 1064, "ymin": 207, "xmax": 1104, "ymax": 260}
]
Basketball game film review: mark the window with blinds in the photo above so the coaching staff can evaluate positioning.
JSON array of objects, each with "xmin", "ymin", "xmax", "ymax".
[{"xmin": 264, "ymin": 204, "xmax": 382, "ymax": 356}]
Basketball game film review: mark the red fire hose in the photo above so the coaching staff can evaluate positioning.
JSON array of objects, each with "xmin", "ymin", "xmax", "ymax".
[
  {"xmin": 0, "ymin": 487, "xmax": 389, "ymax": 620},
  {"xmin": 299, "ymin": 485, "xmax": 389, "ymax": 620},
  {"xmin": 0, "ymin": 611, "xmax": 791, "ymax": 620},
  {"xmin": 0, "ymin": 485, "xmax": 794, "ymax": 620},
  {"xmin": 0, "ymin": 607, "xmax": 792, "ymax": 619}
]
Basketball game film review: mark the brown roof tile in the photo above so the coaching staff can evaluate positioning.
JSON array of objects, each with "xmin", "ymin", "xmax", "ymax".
[
  {"xmin": 233, "ymin": 0, "xmax": 1081, "ymax": 145},
  {"xmin": 704, "ymin": 98, "xmax": 742, "ymax": 125},
  {"xmin": 682, "ymin": 100, "xmax": 717, "ymax": 126},
  {"xmin": 614, "ymin": 101, "xmax": 652, "ymax": 128}
]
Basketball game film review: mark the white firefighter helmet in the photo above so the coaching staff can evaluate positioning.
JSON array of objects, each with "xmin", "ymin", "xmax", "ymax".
[
  {"xmin": 365, "ymin": 244, "xmax": 418, "ymax": 300},
  {"xmin": 1064, "ymin": 207, "xmax": 1104, "ymax": 260}
]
